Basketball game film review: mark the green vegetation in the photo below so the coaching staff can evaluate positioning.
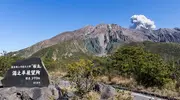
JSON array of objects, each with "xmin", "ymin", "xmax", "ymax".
[
  {"xmin": 126, "ymin": 41, "xmax": 180, "ymax": 61},
  {"xmin": 31, "ymin": 41, "xmax": 180, "ymax": 97},
  {"xmin": 0, "ymin": 51, "xmax": 23, "ymax": 76},
  {"xmin": 1, "ymin": 41, "xmax": 180, "ymax": 98},
  {"xmin": 31, "ymin": 40, "xmax": 92, "ymax": 71},
  {"xmin": 32, "ymin": 40, "xmax": 91, "ymax": 61},
  {"xmin": 42, "ymin": 57, "xmax": 58, "ymax": 71},
  {"xmin": 122, "ymin": 41, "xmax": 180, "ymax": 88},
  {"xmin": 67, "ymin": 59, "xmax": 100, "ymax": 96},
  {"xmin": 111, "ymin": 46, "xmax": 171, "ymax": 87}
]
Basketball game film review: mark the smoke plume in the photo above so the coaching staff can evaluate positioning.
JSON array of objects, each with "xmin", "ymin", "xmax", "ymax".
[{"xmin": 130, "ymin": 15, "xmax": 156, "ymax": 30}]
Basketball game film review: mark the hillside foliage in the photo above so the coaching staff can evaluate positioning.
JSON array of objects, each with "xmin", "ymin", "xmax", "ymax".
[
  {"xmin": 67, "ymin": 59, "xmax": 101, "ymax": 96},
  {"xmin": 1, "ymin": 41, "xmax": 180, "ymax": 96},
  {"xmin": 0, "ymin": 51, "xmax": 23, "ymax": 76},
  {"xmin": 111, "ymin": 46, "xmax": 171, "ymax": 87}
]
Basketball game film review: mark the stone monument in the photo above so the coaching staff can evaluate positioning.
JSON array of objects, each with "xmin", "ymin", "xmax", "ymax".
[{"xmin": 1, "ymin": 57, "xmax": 50, "ymax": 87}]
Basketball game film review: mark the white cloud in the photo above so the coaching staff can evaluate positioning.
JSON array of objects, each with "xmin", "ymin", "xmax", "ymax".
[{"xmin": 130, "ymin": 15, "xmax": 156, "ymax": 30}]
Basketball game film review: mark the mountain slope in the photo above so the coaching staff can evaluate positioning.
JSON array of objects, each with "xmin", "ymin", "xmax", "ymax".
[
  {"xmin": 31, "ymin": 39, "xmax": 91, "ymax": 61},
  {"xmin": 125, "ymin": 41, "xmax": 180, "ymax": 60},
  {"xmin": 11, "ymin": 24, "xmax": 180, "ymax": 58}
]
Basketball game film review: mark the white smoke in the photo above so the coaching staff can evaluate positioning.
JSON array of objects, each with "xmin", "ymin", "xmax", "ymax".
[{"xmin": 130, "ymin": 15, "xmax": 156, "ymax": 30}]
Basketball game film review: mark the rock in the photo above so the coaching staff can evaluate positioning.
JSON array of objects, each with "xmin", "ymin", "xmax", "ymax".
[
  {"xmin": 2, "ymin": 57, "xmax": 50, "ymax": 88},
  {"xmin": 58, "ymin": 80, "xmax": 72, "ymax": 89},
  {"xmin": 31, "ymin": 88, "xmax": 42, "ymax": 99},
  {"xmin": 4, "ymin": 93, "xmax": 20, "ymax": 100},
  {"xmin": 101, "ymin": 85, "xmax": 116, "ymax": 99},
  {"xmin": 94, "ymin": 84, "xmax": 100, "ymax": 92},
  {"xmin": 66, "ymin": 91, "xmax": 75, "ymax": 98},
  {"xmin": 50, "ymin": 84, "xmax": 61, "ymax": 99},
  {"xmin": 56, "ymin": 80, "xmax": 77, "ymax": 99},
  {"xmin": 94, "ymin": 83, "xmax": 116, "ymax": 99},
  {"xmin": 16, "ymin": 91, "xmax": 33, "ymax": 100},
  {"xmin": 0, "ymin": 84, "xmax": 62, "ymax": 100},
  {"xmin": 0, "ymin": 81, "xmax": 3, "ymax": 88}
]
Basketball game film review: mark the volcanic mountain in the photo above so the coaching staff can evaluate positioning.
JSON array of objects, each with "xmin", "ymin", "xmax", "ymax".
[{"xmin": 11, "ymin": 24, "xmax": 180, "ymax": 60}]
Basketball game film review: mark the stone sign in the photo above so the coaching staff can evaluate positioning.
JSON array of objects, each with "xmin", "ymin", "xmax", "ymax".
[{"xmin": 1, "ymin": 57, "xmax": 50, "ymax": 87}]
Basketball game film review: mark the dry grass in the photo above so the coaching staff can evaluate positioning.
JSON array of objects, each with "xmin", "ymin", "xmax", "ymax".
[
  {"xmin": 96, "ymin": 75, "xmax": 136, "ymax": 87},
  {"xmin": 82, "ymin": 91, "xmax": 101, "ymax": 100},
  {"xmin": 96, "ymin": 75, "xmax": 109, "ymax": 83},
  {"xmin": 145, "ymin": 81, "xmax": 180, "ymax": 99},
  {"xmin": 114, "ymin": 90, "xmax": 133, "ymax": 100},
  {"xmin": 49, "ymin": 72, "xmax": 180, "ymax": 99},
  {"xmin": 111, "ymin": 76, "xmax": 136, "ymax": 87},
  {"xmin": 49, "ymin": 70, "xmax": 68, "ymax": 84},
  {"xmin": 77, "ymin": 90, "xmax": 132, "ymax": 100},
  {"xmin": 130, "ymin": 80, "xmax": 180, "ymax": 99},
  {"xmin": 69, "ymin": 91, "xmax": 101, "ymax": 100},
  {"xmin": 49, "ymin": 71, "xmax": 67, "ymax": 78},
  {"xmin": 96, "ymin": 75, "xmax": 180, "ymax": 99}
]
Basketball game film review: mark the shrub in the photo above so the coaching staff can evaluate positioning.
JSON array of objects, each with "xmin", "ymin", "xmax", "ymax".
[
  {"xmin": 42, "ymin": 57, "xmax": 58, "ymax": 71},
  {"xmin": 67, "ymin": 59, "xmax": 100, "ymax": 96},
  {"xmin": 111, "ymin": 46, "xmax": 171, "ymax": 87},
  {"xmin": 0, "ymin": 52, "xmax": 23, "ymax": 76}
]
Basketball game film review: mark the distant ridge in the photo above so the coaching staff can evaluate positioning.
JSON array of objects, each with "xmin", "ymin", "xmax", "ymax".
[{"xmin": 10, "ymin": 23, "xmax": 180, "ymax": 58}]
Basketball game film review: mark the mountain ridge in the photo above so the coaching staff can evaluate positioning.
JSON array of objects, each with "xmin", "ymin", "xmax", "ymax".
[{"xmin": 10, "ymin": 23, "xmax": 180, "ymax": 58}]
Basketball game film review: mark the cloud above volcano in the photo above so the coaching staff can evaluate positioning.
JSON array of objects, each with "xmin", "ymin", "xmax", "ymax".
[{"xmin": 130, "ymin": 15, "xmax": 156, "ymax": 30}]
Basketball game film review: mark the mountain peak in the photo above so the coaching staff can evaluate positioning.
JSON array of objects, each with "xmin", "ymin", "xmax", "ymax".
[
  {"xmin": 95, "ymin": 23, "xmax": 121, "ymax": 29},
  {"xmin": 12, "ymin": 23, "xmax": 180, "ymax": 58},
  {"xmin": 80, "ymin": 25, "xmax": 94, "ymax": 33}
]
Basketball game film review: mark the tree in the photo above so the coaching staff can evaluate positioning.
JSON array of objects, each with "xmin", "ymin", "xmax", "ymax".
[
  {"xmin": 67, "ymin": 59, "xmax": 99, "ymax": 96},
  {"xmin": 93, "ymin": 56, "xmax": 115, "ymax": 81},
  {"xmin": 42, "ymin": 57, "xmax": 57, "ymax": 71},
  {"xmin": 169, "ymin": 60, "xmax": 180, "ymax": 91},
  {"xmin": 0, "ymin": 51, "xmax": 23, "ymax": 76},
  {"xmin": 111, "ymin": 46, "xmax": 171, "ymax": 87}
]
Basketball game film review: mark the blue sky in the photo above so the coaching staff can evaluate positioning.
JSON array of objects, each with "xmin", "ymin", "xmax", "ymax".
[{"xmin": 0, "ymin": 0, "xmax": 180, "ymax": 52}]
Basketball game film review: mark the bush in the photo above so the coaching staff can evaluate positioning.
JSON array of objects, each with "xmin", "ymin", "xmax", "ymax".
[
  {"xmin": 42, "ymin": 57, "xmax": 58, "ymax": 71},
  {"xmin": 92, "ymin": 57, "xmax": 115, "ymax": 81},
  {"xmin": 111, "ymin": 46, "xmax": 171, "ymax": 87},
  {"xmin": 67, "ymin": 59, "xmax": 100, "ymax": 96},
  {"xmin": 0, "ymin": 52, "xmax": 23, "ymax": 76}
]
